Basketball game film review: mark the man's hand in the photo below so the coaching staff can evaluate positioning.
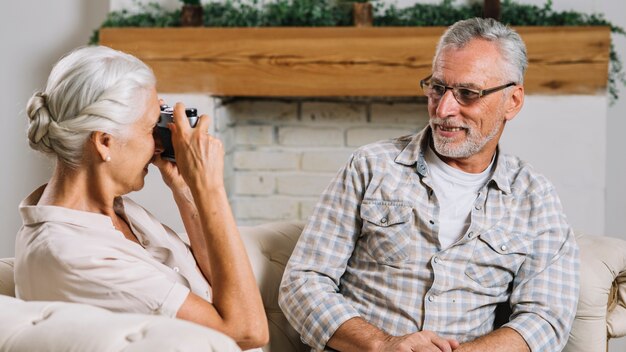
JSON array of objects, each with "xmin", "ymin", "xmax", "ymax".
[
  {"xmin": 454, "ymin": 327, "xmax": 529, "ymax": 352},
  {"xmin": 327, "ymin": 317, "xmax": 459, "ymax": 352},
  {"xmin": 377, "ymin": 331, "xmax": 459, "ymax": 352}
]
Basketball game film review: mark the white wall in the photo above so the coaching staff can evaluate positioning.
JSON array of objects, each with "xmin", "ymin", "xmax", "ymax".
[{"xmin": 0, "ymin": 0, "xmax": 110, "ymax": 258}]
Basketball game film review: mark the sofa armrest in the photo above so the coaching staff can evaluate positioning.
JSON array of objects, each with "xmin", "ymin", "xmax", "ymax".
[
  {"xmin": 0, "ymin": 295, "xmax": 240, "ymax": 352},
  {"xmin": 0, "ymin": 258, "xmax": 15, "ymax": 297},
  {"xmin": 240, "ymin": 221, "xmax": 308, "ymax": 352},
  {"xmin": 564, "ymin": 234, "xmax": 626, "ymax": 352}
]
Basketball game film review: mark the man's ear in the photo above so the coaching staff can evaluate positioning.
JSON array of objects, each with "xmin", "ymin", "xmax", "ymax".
[
  {"xmin": 504, "ymin": 85, "xmax": 524, "ymax": 122},
  {"xmin": 90, "ymin": 131, "xmax": 112, "ymax": 162}
]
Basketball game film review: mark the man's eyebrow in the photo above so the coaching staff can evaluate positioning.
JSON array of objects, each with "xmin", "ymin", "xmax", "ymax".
[{"xmin": 456, "ymin": 82, "xmax": 481, "ymax": 89}]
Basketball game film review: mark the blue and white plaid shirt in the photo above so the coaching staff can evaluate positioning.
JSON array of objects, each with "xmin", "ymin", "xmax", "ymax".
[{"xmin": 279, "ymin": 127, "xmax": 579, "ymax": 352}]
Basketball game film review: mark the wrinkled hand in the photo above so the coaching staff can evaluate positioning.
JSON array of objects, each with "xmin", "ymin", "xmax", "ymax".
[
  {"xmin": 152, "ymin": 154, "xmax": 188, "ymax": 191},
  {"xmin": 167, "ymin": 102, "xmax": 224, "ymax": 192},
  {"xmin": 378, "ymin": 331, "xmax": 459, "ymax": 352}
]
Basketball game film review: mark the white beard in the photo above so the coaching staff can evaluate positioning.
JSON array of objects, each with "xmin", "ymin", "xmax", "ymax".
[{"xmin": 430, "ymin": 116, "xmax": 503, "ymax": 159}]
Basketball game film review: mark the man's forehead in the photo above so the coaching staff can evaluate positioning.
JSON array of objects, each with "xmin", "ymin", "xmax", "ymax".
[{"xmin": 432, "ymin": 44, "xmax": 504, "ymax": 84}]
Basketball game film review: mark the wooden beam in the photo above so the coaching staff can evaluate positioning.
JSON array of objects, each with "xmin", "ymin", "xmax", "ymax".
[{"xmin": 99, "ymin": 26, "xmax": 610, "ymax": 97}]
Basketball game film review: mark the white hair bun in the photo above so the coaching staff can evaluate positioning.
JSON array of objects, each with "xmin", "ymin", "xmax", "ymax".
[{"xmin": 26, "ymin": 91, "xmax": 55, "ymax": 154}]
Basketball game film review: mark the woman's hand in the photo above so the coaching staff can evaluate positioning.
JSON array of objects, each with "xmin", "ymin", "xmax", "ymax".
[
  {"xmin": 152, "ymin": 154, "xmax": 188, "ymax": 191},
  {"xmin": 168, "ymin": 102, "xmax": 224, "ymax": 192}
]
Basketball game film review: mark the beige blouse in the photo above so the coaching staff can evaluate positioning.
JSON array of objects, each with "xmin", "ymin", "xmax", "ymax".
[{"xmin": 15, "ymin": 185, "xmax": 212, "ymax": 318}]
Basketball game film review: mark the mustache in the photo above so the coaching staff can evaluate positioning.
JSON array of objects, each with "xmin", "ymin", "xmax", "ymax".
[{"xmin": 430, "ymin": 118, "xmax": 470, "ymax": 129}]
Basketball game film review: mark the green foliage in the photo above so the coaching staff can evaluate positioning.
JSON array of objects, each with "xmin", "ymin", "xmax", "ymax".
[
  {"xmin": 95, "ymin": 2, "xmax": 179, "ymax": 31},
  {"xmin": 374, "ymin": 0, "xmax": 482, "ymax": 26},
  {"xmin": 201, "ymin": 0, "xmax": 352, "ymax": 27},
  {"xmin": 90, "ymin": 0, "xmax": 625, "ymax": 102}
]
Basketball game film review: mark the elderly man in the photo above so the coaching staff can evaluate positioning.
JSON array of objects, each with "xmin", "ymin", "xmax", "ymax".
[{"xmin": 279, "ymin": 17, "xmax": 579, "ymax": 352}]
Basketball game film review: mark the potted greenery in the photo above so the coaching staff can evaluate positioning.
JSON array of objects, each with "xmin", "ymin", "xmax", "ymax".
[{"xmin": 180, "ymin": 0, "xmax": 203, "ymax": 26}]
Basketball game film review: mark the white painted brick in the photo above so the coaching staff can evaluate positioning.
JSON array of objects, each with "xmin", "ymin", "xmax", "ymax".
[
  {"xmin": 346, "ymin": 128, "xmax": 415, "ymax": 147},
  {"xmin": 371, "ymin": 103, "xmax": 429, "ymax": 126},
  {"xmin": 223, "ymin": 153, "xmax": 235, "ymax": 194},
  {"xmin": 232, "ymin": 196, "xmax": 299, "ymax": 220},
  {"xmin": 301, "ymin": 102, "xmax": 367, "ymax": 123},
  {"xmin": 234, "ymin": 173, "xmax": 275, "ymax": 195},
  {"xmin": 235, "ymin": 125, "xmax": 274, "ymax": 146},
  {"xmin": 214, "ymin": 104, "xmax": 234, "ymax": 133},
  {"xmin": 215, "ymin": 100, "xmax": 298, "ymax": 124},
  {"xmin": 278, "ymin": 127, "xmax": 343, "ymax": 146},
  {"xmin": 277, "ymin": 174, "xmax": 334, "ymax": 196},
  {"xmin": 233, "ymin": 151, "xmax": 299, "ymax": 170},
  {"xmin": 217, "ymin": 127, "xmax": 236, "ymax": 154},
  {"xmin": 302, "ymin": 150, "xmax": 353, "ymax": 172}
]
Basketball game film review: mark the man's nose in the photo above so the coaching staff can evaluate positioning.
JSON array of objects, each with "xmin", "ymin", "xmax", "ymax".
[{"xmin": 436, "ymin": 89, "xmax": 461, "ymax": 118}]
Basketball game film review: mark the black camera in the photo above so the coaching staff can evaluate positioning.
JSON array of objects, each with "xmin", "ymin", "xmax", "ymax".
[{"xmin": 156, "ymin": 104, "xmax": 198, "ymax": 162}]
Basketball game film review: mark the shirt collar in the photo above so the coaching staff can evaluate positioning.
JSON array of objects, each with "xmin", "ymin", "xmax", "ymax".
[
  {"xmin": 19, "ymin": 184, "xmax": 118, "ymax": 229},
  {"xmin": 394, "ymin": 126, "xmax": 512, "ymax": 195}
]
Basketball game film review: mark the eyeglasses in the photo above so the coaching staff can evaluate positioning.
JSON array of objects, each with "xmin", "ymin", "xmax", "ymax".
[{"xmin": 419, "ymin": 74, "xmax": 516, "ymax": 106}]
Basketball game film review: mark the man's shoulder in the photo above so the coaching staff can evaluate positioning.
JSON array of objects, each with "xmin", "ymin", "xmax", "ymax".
[
  {"xmin": 498, "ymin": 153, "xmax": 556, "ymax": 197},
  {"xmin": 352, "ymin": 134, "xmax": 415, "ymax": 160}
]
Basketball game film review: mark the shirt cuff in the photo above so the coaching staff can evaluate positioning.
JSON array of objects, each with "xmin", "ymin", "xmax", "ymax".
[
  {"xmin": 301, "ymin": 298, "xmax": 360, "ymax": 350},
  {"xmin": 158, "ymin": 282, "xmax": 190, "ymax": 318},
  {"xmin": 504, "ymin": 313, "xmax": 561, "ymax": 352}
]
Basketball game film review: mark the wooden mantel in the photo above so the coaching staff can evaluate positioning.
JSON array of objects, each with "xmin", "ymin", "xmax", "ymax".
[{"xmin": 99, "ymin": 26, "xmax": 610, "ymax": 96}]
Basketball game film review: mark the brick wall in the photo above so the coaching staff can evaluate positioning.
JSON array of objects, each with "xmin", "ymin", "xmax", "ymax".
[{"xmin": 214, "ymin": 98, "xmax": 429, "ymax": 225}]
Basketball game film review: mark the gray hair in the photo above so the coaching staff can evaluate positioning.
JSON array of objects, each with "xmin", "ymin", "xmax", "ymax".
[
  {"xmin": 26, "ymin": 45, "xmax": 156, "ymax": 168},
  {"xmin": 434, "ymin": 17, "xmax": 528, "ymax": 84}
]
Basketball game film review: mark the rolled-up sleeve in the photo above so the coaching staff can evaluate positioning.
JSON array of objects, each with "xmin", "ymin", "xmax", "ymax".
[
  {"xmin": 504, "ymin": 186, "xmax": 580, "ymax": 351},
  {"xmin": 279, "ymin": 154, "xmax": 369, "ymax": 350}
]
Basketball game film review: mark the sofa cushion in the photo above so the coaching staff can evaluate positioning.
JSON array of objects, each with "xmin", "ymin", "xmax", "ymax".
[
  {"xmin": 0, "ymin": 295, "xmax": 240, "ymax": 352},
  {"xmin": 0, "ymin": 258, "xmax": 14, "ymax": 297},
  {"xmin": 563, "ymin": 234, "xmax": 626, "ymax": 352},
  {"xmin": 240, "ymin": 221, "xmax": 308, "ymax": 352}
]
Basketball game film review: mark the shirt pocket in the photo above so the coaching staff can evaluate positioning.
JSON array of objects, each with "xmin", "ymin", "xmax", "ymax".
[
  {"xmin": 465, "ymin": 229, "xmax": 529, "ymax": 288},
  {"xmin": 360, "ymin": 200, "xmax": 413, "ymax": 265}
]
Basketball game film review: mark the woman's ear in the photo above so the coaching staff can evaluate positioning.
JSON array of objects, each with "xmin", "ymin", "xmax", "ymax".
[
  {"xmin": 90, "ymin": 131, "xmax": 112, "ymax": 162},
  {"xmin": 504, "ymin": 85, "xmax": 524, "ymax": 122}
]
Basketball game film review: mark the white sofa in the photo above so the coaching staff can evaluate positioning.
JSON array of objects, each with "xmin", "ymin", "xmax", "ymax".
[{"xmin": 1, "ymin": 221, "xmax": 626, "ymax": 352}]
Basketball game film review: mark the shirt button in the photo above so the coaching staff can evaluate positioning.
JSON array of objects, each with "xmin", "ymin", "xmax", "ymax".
[
  {"xmin": 380, "ymin": 217, "xmax": 388, "ymax": 224},
  {"xmin": 468, "ymin": 231, "xmax": 475, "ymax": 238},
  {"xmin": 428, "ymin": 295, "xmax": 435, "ymax": 302},
  {"xmin": 173, "ymin": 267, "xmax": 180, "ymax": 273},
  {"xmin": 433, "ymin": 256, "xmax": 440, "ymax": 264},
  {"xmin": 142, "ymin": 240, "xmax": 150, "ymax": 246},
  {"xmin": 475, "ymin": 204, "xmax": 482, "ymax": 210},
  {"xmin": 500, "ymin": 245, "xmax": 508, "ymax": 251}
]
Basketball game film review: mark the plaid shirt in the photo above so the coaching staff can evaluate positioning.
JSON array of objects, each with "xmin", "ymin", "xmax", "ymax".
[{"xmin": 279, "ymin": 127, "xmax": 579, "ymax": 352}]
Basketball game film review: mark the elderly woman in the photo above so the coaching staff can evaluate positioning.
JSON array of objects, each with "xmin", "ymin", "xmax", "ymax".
[{"xmin": 14, "ymin": 45, "xmax": 268, "ymax": 350}]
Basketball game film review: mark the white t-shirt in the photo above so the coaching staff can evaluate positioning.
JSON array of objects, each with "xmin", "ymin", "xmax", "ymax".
[{"xmin": 424, "ymin": 146, "xmax": 494, "ymax": 249}]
